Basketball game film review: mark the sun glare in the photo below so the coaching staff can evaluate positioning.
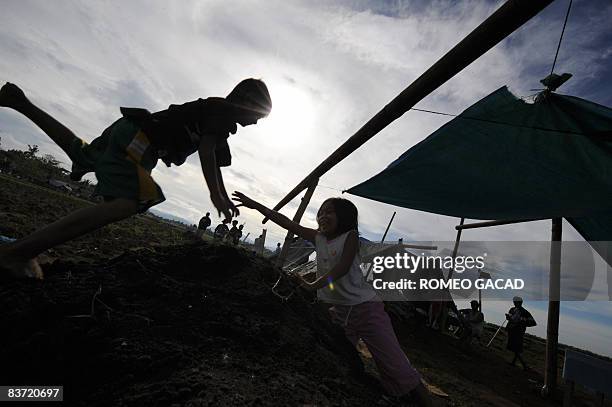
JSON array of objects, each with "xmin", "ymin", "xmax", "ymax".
[{"xmin": 257, "ymin": 82, "xmax": 317, "ymax": 147}]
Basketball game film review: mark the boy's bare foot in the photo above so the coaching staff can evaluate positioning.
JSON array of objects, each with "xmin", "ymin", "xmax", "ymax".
[
  {"xmin": 1, "ymin": 252, "xmax": 44, "ymax": 279},
  {"xmin": 0, "ymin": 82, "xmax": 30, "ymax": 110},
  {"xmin": 0, "ymin": 246, "xmax": 44, "ymax": 280},
  {"xmin": 0, "ymin": 257, "xmax": 43, "ymax": 280}
]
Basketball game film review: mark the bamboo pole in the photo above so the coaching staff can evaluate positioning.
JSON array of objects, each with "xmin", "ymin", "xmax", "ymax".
[
  {"xmin": 275, "ymin": 179, "xmax": 319, "ymax": 268},
  {"xmin": 543, "ymin": 217, "xmax": 562, "ymax": 396},
  {"xmin": 479, "ymin": 271, "xmax": 491, "ymax": 313},
  {"xmin": 380, "ymin": 211, "xmax": 396, "ymax": 243},
  {"xmin": 447, "ymin": 218, "xmax": 465, "ymax": 281},
  {"xmin": 263, "ymin": 0, "xmax": 555, "ymax": 223},
  {"xmin": 400, "ymin": 244, "xmax": 437, "ymax": 250},
  {"xmin": 456, "ymin": 218, "xmax": 545, "ymax": 230},
  {"xmin": 440, "ymin": 217, "xmax": 465, "ymax": 332}
]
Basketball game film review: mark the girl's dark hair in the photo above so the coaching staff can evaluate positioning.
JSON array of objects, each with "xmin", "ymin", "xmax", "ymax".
[
  {"xmin": 226, "ymin": 78, "xmax": 272, "ymax": 117},
  {"xmin": 318, "ymin": 198, "xmax": 359, "ymax": 236}
]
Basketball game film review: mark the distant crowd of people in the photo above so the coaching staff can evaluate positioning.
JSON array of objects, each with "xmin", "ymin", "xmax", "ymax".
[
  {"xmin": 195, "ymin": 212, "xmax": 284, "ymax": 258},
  {"xmin": 196, "ymin": 212, "xmax": 244, "ymax": 245}
]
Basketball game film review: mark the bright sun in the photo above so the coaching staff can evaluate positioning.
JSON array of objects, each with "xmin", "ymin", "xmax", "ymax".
[{"xmin": 256, "ymin": 82, "xmax": 317, "ymax": 147}]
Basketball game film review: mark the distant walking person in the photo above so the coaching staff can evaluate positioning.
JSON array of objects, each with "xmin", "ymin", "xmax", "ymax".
[
  {"xmin": 274, "ymin": 242, "xmax": 282, "ymax": 255},
  {"xmin": 506, "ymin": 296, "xmax": 536, "ymax": 370},
  {"xmin": 0, "ymin": 80, "xmax": 271, "ymax": 279},
  {"xmin": 197, "ymin": 212, "xmax": 212, "ymax": 239}
]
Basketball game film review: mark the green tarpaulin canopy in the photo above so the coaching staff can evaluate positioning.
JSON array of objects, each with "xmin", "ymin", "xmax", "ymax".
[{"xmin": 347, "ymin": 87, "xmax": 612, "ymax": 266}]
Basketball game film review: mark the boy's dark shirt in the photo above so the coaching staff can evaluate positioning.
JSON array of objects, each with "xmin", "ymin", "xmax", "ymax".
[{"xmin": 120, "ymin": 97, "xmax": 236, "ymax": 167}]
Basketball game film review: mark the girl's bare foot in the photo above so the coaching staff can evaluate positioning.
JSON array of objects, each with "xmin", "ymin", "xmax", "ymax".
[
  {"xmin": 0, "ymin": 82, "xmax": 30, "ymax": 110},
  {"xmin": 410, "ymin": 383, "xmax": 434, "ymax": 407}
]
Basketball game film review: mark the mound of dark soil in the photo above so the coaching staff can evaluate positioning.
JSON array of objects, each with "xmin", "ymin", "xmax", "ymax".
[{"xmin": 0, "ymin": 242, "xmax": 380, "ymax": 406}]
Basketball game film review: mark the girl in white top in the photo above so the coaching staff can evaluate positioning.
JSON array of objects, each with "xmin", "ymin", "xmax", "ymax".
[{"xmin": 232, "ymin": 192, "xmax": 432, "ymax": 406}]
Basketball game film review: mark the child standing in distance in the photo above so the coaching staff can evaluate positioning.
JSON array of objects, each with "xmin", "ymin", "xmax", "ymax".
[
  {"xmin": 198, "ymin": 212, "xmax": 212, "ymax": 234},
  {"xmin": 0, "ymin": 80, "xmax": 271, "ymax": 278},
  {"xmin": 214, "ymin": 219, "xmax": 230, "ymax": 240},
  {"xmin": 232, "ymin": 224, "xmax": 244, "ymax": 245},
  {"xmin": 227, "ymin": 220, "xmax": 239, "ymax": 243},
  {"xmin": 232, "ymin": 192, "xmax": 432, "ymax": 406}
]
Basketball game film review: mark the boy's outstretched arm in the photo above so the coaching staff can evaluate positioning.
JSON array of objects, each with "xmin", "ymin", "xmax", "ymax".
[
  {"xmin": 216, "ymin": 169, "xmax": 235, "ymax": 213},
  {"xmin": 198, "ymin": 135, "xmax": 238, "ymax": 219},
  {"xmin": 232, "ymin": 191, "xmax": 317, "ymax": 242}
]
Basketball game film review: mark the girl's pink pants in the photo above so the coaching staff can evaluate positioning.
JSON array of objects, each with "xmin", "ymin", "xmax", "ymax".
[{"xmin": 329, "ymin": 301, "xmax": 422, "ymax": 396}]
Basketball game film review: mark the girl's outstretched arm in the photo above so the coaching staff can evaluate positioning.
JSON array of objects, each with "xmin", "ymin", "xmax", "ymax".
[{"xmin": 232, "ymin": 191, "xmax": 317, "ymax": 242}]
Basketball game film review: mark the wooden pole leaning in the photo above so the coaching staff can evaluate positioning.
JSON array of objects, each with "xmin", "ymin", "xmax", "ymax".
[
  {"xmin": 456, "ymin": 218, "xmax": 545, "ymax": 230},
  {"xmin": 447, "ymin": 218, "xmax": 465, "ymax": 281},
  {"xmin": 543, "ymin": 217, "xmax": 562, "ymax": 396},
  {"xmin": 380, "ymin": 211, "xmax": 397, "ymax": 243},
  {"xmin": 275, "ymin": 179, "xmax": 319, "ymax": 269},
  {"xmin": 263, "ymin": 0, "xmax": 555, "ymax": 224},
  {"xmin": 440, "ymin": 217, "xmax": 465, "ymax": 332}
]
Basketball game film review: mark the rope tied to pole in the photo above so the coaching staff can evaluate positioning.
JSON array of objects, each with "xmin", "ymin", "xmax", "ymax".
[{"xmin": 548, "ymin": 0, "xmax": 573, "ymax": 78}]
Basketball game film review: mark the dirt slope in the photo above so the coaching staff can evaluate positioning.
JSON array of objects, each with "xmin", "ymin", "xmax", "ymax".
[{"xmin": 0, "ymin": 243, "xmax": 380, "ymax": 406}]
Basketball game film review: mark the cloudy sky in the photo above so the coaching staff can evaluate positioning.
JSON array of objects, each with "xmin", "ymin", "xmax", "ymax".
[{"xmin": 1, "ymin": 0, "xmax": 611, "ymax": 356}]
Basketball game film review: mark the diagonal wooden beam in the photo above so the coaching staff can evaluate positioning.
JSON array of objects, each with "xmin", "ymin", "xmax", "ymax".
[{"xmin": 275, "ymin": 179, "xmax": 319, "ymax": 268}]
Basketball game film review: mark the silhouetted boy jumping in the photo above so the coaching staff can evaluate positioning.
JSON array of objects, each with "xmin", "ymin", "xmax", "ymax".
[{"xmin": 0, "ymin": 79, "xmax": 271, "ymax": 279}]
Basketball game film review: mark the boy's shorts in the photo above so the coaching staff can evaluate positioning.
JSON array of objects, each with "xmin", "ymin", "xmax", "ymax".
[{"xmin": 68, "ymin": 118, "xmax": 165, "ymax": 212}]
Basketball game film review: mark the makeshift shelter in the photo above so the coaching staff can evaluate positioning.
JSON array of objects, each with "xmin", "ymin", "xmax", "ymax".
[
  {"xmin": 345, "ymin": 85, "xmax": 612, "ymax": 393},
  {"xmin": 347, "ymin": 86, "xmax": 612, "ymax": 267}
]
